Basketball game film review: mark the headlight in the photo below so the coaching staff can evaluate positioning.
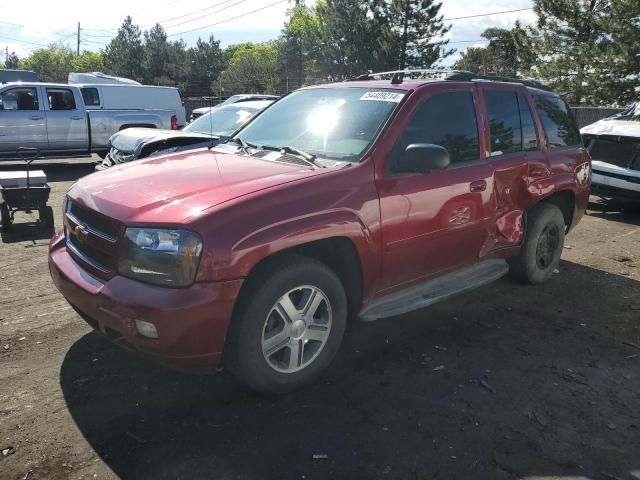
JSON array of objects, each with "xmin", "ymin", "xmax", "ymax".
[{"xmin": 118, "ymin": 228, "xmax": 203, "ymax": 287}]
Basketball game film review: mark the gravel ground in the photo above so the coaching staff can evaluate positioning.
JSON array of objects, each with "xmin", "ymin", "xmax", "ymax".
[{"xmin": 1, "ymin": 160, "xmax": 639, "ymax": 480}]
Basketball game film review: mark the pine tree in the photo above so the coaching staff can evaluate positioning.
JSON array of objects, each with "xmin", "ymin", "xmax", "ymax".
[
  {"xmin": 528, "ymin": 0, "xmax": 640, "ymax": 106},
  {"xmin": 370, "ymin": 0, "xmax": 453, "ymax": 69},
  {"xmin": 104, "ymin": 16, "xmax": 144, "ymax": 81}
]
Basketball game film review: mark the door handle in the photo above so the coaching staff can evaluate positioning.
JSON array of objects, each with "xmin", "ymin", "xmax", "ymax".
[
  {"xmin": 29, "ymin": 115, "xmax": 43, "ymax": 120},
  {"xmin": 469, "ymin": 180, "xmax": 487, "ymax": 192},
  {"xmin": 71, "ymin": 115, "xmax": 83, "ymax": 120}
]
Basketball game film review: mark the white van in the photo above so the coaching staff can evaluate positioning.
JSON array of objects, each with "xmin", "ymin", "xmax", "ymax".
[{"xmin": 77, "ymin": 84, "xmax": 186, "ymax": 128}]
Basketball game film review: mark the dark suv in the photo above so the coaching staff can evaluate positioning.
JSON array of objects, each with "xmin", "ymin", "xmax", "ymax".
[{"xmin": 49, "ymin": 70, "xmax": 591, "ymax": 393}]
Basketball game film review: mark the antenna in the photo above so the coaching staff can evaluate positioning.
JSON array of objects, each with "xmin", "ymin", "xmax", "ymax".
[{"xmin": 207, "ymin": 94, "xmax": 215, "ymax": 150}]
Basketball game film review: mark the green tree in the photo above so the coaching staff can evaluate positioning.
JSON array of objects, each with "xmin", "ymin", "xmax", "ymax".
[
  {"xmin": 185, "ymin": 36, "xmax": 226, "ymax": 95},
  {"xmin": 221, "ymin": 41, "xmax": 280, "ymax": 95},
  {"xmin": 279, "ymin": 2, "xmax": 322, "ymax": 87},
  {"xmin": 71, "ymin": 51, "xmax": 105, "ymax": 73},
  {"xmin": 370, "ymin": 0, "xmax": 453, "ymax": 69},
  {"xmin": 315, "ymin": 0, "xmax": 377, "ymax": 78},
  {"xmin": 143, "ymin": 23, "xmax": 169, "ymax": 84},
  {"xmin": 20, "ymin": 44, "xmax": 74, "ymax": 82},
  {"xmin": 4, "ymin": 51, "xmax": 19, "ymax": 69},
  {"xmin": 104, "ymin": 16, "xmax": 144, "ymax": 80},
  {"xmin": 453, "ymin": 25, "xmax": 536, "ymax": 77},
  {"xmin": 453, "ymin": 47, "xmax": 487, "ymax": 74},
  {"xmin": 527, "ymin": 0, "xmax": 640, "ymax": 105}
]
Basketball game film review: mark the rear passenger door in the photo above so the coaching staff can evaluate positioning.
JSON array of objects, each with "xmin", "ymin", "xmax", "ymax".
[
  {"xmin": 479, "ymin": 84, "xmax": 545, "ymax": 244},
  {"xmin": 377, "ymin": 84, "xmax": 495, "ymax": 291},
  {"xmin": 44, "ymin": 87, "xmax": 88, "ymax": 153}
]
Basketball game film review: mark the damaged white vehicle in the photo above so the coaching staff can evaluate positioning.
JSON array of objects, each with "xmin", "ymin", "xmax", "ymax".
[{"xmin": 581, "ymin": 103, "xmax": 640, "ymax": 200}]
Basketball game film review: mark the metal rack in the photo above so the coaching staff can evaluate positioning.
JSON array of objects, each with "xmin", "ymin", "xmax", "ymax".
[{"xmin": 347, "ymin": 69, "xmax": 553, "ymax": 91}]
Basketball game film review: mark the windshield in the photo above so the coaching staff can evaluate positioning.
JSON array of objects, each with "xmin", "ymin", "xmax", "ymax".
[
  {"xmin": 611, "ymin": 102, "xmax": 640, "ymax": 121},
  {"xmin": 234, "ymin": 87, "xmax": 406, "ymax": 161},
  {"xmin": 185, "ymin": 106, "xmax": 257, "ymax": 136}
]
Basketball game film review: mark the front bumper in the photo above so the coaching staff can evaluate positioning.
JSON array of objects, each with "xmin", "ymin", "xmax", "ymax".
[
  {"xmin": 591, "ymin": 166, "xmax": 640, "ymax": 199},
  {"xmin": 49, "ymin": 231, "xmax": 243, "ymax": 368}
]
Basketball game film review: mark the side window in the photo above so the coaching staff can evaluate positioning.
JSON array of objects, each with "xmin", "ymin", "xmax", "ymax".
[
  {"xmin": 81, "ymin": 88, "xmax": 100, "ymax": 107},
  {"xmin": 0, "ymin": 88, "xmax": 39, "ymax": 111},
  {"xmin": 397, "ymin": 91, "xmax": 480, "ymax": 165},
  {"xmin": 517, "ymin": 92, "xmax": 538, "ymax": 151},
  {"xmin": 485, "ymin": 90, "xmax": 522, "ymax": 155},
  {"xmin": 534, "ymin": 94, "xmax": 581, "ymax": 148},
  {"xmin": 47, "ymin": 88, "xmax": 77, "ymax": 111}
]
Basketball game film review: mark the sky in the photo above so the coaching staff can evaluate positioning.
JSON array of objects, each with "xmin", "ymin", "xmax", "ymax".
[{"xmin": 0, "ymin": 0, "xmax": 537, "ymax": 66}]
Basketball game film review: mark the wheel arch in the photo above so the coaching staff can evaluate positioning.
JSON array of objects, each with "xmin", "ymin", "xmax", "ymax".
[
  {"xmin": 236, "ymin": 236, "xmax": 364, "ymax": 318},
  {"xmin": 538, "ymin": 189, "xmax": 576, "ymax": 230}
]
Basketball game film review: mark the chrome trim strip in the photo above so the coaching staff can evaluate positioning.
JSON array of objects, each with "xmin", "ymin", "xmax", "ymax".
[
  {"xmin": 65, "ymin": 212, "xmax": 118, "ymax": 243},
  {"xmin": 66, "ymin": 238, "xmax": 112, "ymax": 274}
]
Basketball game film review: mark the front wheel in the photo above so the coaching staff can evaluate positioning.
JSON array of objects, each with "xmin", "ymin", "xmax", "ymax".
[
  {"xmin": 1, "ymin": 203, "xmax": 11, "ymax": 232},
  {"xmin": 508, "ymin": 203, "xmax": 565, "ymax": 284},
  {"xmin": 225, "ymin": 255, "xmax": 347, "ymax": 394}
]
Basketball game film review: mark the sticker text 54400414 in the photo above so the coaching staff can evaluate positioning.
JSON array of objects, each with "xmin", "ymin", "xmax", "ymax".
[{"xmin": 360, "ymin": 91, "xmax": 405, "ymax": 103}]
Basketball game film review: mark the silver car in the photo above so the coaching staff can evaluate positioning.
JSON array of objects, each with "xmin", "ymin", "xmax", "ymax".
[{"xmin": 99, "ymin": 99, "xmax": 273, "ymax": 169}]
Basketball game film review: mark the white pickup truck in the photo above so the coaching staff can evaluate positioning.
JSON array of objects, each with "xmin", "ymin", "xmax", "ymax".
[{"xmin": 0, "ymin": 82, "xmax": 185, "ymax": 160}]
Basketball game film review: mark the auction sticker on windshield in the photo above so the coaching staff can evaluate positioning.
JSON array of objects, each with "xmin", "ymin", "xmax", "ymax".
[{"xmin": 360, "ymin": 91, "xmax": 405, "ymax": 102}]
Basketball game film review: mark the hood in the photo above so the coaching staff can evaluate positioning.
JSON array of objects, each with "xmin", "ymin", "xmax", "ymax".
[
  {"xmin": 581, "ymin": 119, "xmax": 640, "ymax": 138},
  {"xmin": 69, "ymin": 149, "xmax": 327, "ymax": 224},
  {"xmin": 110, "ymin": 128, "xmax": 212, "ymax": 154}
]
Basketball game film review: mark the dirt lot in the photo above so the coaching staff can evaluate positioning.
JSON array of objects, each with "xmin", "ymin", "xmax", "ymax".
[{"xmin": 1, "ymin": 161, "xmax": 639, "ymax": 480}]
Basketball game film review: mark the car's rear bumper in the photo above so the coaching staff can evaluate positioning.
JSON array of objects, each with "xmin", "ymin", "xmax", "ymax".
[{"xmin": 48, "ymin": 231, "xmax": 243, "ymax": 368}]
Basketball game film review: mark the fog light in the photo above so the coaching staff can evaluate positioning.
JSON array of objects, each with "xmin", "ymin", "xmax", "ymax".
[{"xmin": 135, "ymin": 319, "xmax": 158, "ymax": 339}]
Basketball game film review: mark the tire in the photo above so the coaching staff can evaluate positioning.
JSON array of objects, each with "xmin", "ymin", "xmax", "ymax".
[
  {"xmin": 1, "ymin": 203, "xmax": 11, "ymax": 233},
  {"xmin": 39, "ymin": 206, "xmax": 54, "ymax": 230},
  {"xmin": 508, "ymin": 202, "xmax": 565, "ymax": 284},
  {"xmin": 225, "ymin": 254, "xmax": 347, "ymax": 394}
]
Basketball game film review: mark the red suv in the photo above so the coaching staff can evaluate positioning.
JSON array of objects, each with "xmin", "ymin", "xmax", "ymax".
[{"xmin": 49, "ymin": 71, "xmax": 591, "ymax": 393}]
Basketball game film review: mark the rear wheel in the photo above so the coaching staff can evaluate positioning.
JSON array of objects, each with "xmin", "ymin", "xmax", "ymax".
[
  {"xmin": 225, "ymin": 255, "xmax": 347, "ymax": 394},
  {"xmin": 508, "ymin": 203, "xmax": 565, "ymax": 284}
]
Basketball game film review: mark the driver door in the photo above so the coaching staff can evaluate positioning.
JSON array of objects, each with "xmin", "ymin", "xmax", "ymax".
[{"xmin": 375, "ymin": 84, "xmax": 495, "ymax": 292}]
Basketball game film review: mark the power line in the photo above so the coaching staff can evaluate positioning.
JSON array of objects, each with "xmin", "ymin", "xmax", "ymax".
[
  {"xmin": 168, "ymin": 0, "xmax": 288, "ymax": 37},
  {"xmin": 141, "ymin": 0, "xmax": 243, "ymax": 28},
  {"xmin": 443, "ymin": 7, "xmax": 533, "ymax": 22}
]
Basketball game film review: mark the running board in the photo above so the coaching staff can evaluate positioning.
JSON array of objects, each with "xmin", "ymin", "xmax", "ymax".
[{"xmin": 359, "ymin": 259, "xmax": 509, "ymax": 322}]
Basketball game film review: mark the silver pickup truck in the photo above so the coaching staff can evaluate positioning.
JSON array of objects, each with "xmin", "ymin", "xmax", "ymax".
[{"xmin": 0, "ymin": 82, "xmax": 181, "ymax": 160}]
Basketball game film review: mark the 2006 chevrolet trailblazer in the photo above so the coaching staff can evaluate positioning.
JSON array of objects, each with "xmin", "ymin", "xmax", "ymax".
[{"xmin": 49, "ymin": 70, "xmax": 591, "ymax": 393}]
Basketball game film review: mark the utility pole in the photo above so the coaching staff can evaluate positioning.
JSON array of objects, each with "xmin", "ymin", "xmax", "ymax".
[
  {"xmin": 5, "ymin": 46, "xmax": 8, "ymax": 67},
  {"xmin": 77, "ymin": 22, "xmax": 80, "ymax": 56}
]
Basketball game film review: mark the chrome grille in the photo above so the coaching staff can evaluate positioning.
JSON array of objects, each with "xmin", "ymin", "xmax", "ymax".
[{"xmin": 64, "ymin": 200, "xmax": 121, "ymax": 277}]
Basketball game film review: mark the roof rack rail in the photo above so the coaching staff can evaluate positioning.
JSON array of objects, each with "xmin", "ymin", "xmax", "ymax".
[{"xmin": 345, "ymin": 69, "xmax": 553, "ymax": 92}]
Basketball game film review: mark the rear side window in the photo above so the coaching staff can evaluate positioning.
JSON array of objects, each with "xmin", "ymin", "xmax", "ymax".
[
  {"xmin": 534, "ymin": 94, "xmax": 581, "ymax": 148},
  {"xmin": 81, "ymin": 88, "xmax": 100, "ymax": 107},
  {"xmin": 485, "ymin": 90, "xmax": 522, "ymax": 155},
  {"xmin": 47, "ymin": 88, "xmax": 76, "ymax": 110},
  {"xmin": 398, "ymin": 91, "xmax": 480, "ymax": 164}
]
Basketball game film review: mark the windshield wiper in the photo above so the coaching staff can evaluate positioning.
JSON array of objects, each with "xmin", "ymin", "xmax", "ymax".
[
  {"xmin": 260, "ymin": 145, "xmax": 323, "ymax": 168},
  {"xmin": 224, "ymin": 137, "xmax": 256, "ymax": 154}
]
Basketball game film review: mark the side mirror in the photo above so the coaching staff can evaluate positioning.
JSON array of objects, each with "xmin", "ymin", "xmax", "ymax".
[{"xmin": 396, "ymin": 143, "xmax": 450, "ymax": 174}]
